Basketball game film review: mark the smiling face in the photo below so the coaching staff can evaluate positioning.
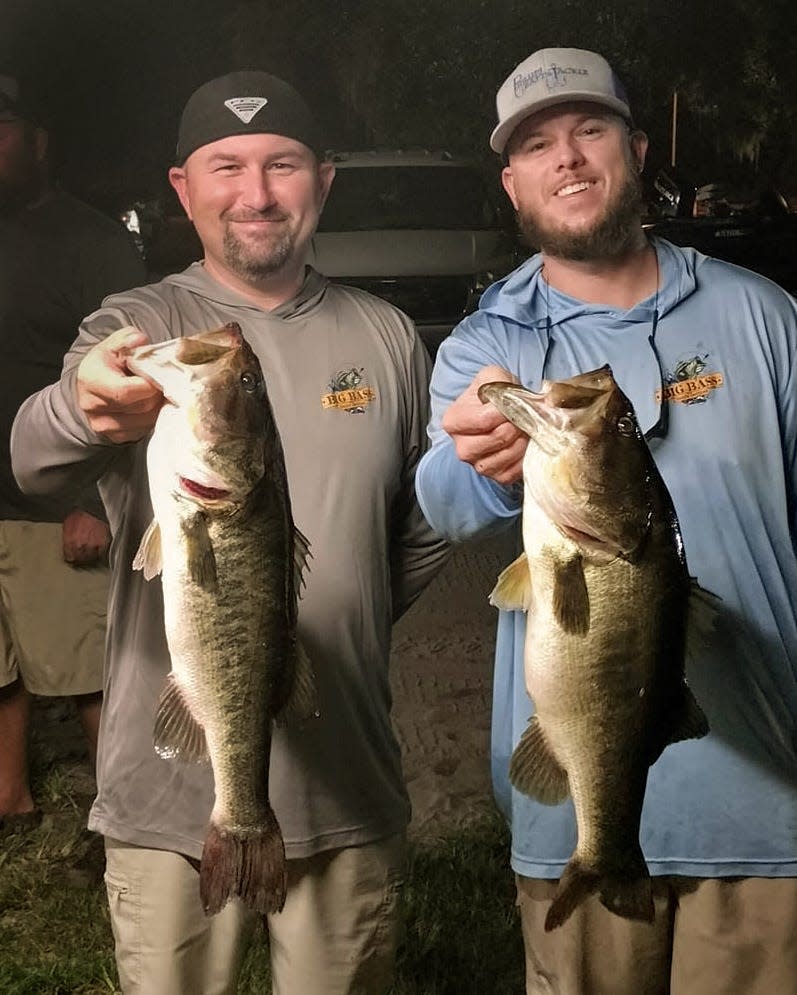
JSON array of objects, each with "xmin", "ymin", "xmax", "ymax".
[
  {"xmin": 169, "ymin": 133, "xmax": 334, "ymax": 293},
  {"xmin": 501, "ymin": 102, "xmax": 648, "ymax": 262}
]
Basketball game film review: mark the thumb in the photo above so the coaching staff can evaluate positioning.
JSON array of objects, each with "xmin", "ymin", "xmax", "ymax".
[{"xmin": 471, "ymin": 365, "xmax": 519, "ymax": 393}]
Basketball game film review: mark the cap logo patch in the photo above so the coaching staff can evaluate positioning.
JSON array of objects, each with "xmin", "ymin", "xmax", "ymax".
[
  {"xmin": 513, "ymin": 64, "xmax": 589, "ymax": 99},
  {"xmin": 224, "ymin": 96, "xmax": 268, "ymax": 123}
]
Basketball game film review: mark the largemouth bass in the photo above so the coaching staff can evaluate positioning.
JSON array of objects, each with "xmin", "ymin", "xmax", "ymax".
[
  {"xmin": 479, "ymin": 366, "xmax": 708, "ymax": 931},
  {"xmin": 126, "ymin": 322, "xmax": 314, "ymax": 916}
]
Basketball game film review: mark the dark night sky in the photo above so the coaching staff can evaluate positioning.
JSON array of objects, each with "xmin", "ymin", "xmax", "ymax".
[
  {"xmin": 3, "ymin": 2, "xmax": 253, "ymax": 208},
  {"xmin": 4, "ymin": 0, "xmax": 797, "ymax": 210}
]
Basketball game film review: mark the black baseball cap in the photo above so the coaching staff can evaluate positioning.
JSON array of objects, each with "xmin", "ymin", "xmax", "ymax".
[{"xmin": 175, "ymin": 70, "xmax": 323, "ymax": 165}]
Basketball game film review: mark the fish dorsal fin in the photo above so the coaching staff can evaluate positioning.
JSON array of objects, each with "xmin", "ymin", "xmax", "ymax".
[
  {"xmin": 132, "ymin": 519, "xmax": 163, "ymax": 580},
  {"xmin": 153, "ymin": 673, "xmax": 209, "ymax": 763},
  {"xmin": 182, "ymin": 513, "xmax": 217, "ymax": 591},
  {"xmin": 489, "ymin": 553, "xmax": 532, "ymax": 611},
  {"xmin": 276, "ymin": 639, "xmax": 318, "ymax": 726},
  {"xmin": 293, "ymin": 526, "xmax": 312, "ymax": 599},
  {"xmin": 509, "ymin": 715, "xmax": 570, "ymax": 804},
  {"xmin": 553, "ymin": 555, "xmax": 589, "ymax": 636}
]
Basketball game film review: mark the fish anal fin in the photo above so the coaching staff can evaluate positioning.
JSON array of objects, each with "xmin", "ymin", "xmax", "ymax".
[
  {"xmin": 667, "ymin": 683, "xmax": 710, "ymax": 746},
  {"xmin": 293, "ymin": 527, "xmax": 312, "ymax": 599},
  {"xmin": 509, "ymin": 716, "xmax": 569, "ymax": 804},
  {"xmin": 489, "ymin": 553, "xmax": 532, "ymax": 612},
  {"xmin": 153, "ymin": 673, "xmax": 209, "ymax": 763},
  {"xmin": 553, "ymin": 555, "xmax": 589, "ymax": 635},
  {"xmin": 133, "ymin": 519, "xmax": 163, "ymax": 580},
  {"xmin": 200, "ymin": 809, "xmax": 287, "ymax": 916},
  {"xmin": 546, "ymin": 851, "xmax": 654, "ymax": 932},
  {"xmin": 182, "ymin": 514, "xmax": 217, "ymax": 590},
  {"xmin": 276, "ymin": 640, "xmax": 318, "ymax": 725}
]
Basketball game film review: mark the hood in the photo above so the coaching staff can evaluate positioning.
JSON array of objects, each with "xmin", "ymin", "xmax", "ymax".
[
  {"xmin": 477, "ymin": 237, "xmax": 699, "ymax": 330},
  {"xmin": 164, "ymin": 262, "xmax": 329, "ymax": 321}
]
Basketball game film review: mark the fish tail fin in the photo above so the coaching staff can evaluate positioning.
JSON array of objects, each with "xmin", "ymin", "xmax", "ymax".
[
  {"xmin": 200, "ymin": 809, "xmax": 287, "ymax": 917},
  {"xmin": 545, "ymin": 852, "xmax": 654, "ymax": 932}
]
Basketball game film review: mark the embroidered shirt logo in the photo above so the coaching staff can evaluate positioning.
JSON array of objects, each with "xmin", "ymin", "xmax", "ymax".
[
  {"xmin": 321, "ymin": 368, "xmax": 376, "ymax": 414},
  {"xmin": 656, "ymin": 354, "xmax": 725, "ymax": 405},
  {"xmin": 224, "ymin": 97, "xmax": 268, "ymax": 123}
]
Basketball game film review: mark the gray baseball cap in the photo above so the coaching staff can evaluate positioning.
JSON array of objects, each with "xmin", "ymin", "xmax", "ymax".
[
  {"xmin": 175, "ymin": 70, "xmax": 323, "ymax": 165},
  {"xmin": 490, "ymin": 48, "xmax": 632, "ymax": 155}
]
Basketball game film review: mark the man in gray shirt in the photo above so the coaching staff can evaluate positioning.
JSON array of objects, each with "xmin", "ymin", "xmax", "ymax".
[{"xmin": 12, "ymin": 71, "xmax": 448, "ymax": 994}]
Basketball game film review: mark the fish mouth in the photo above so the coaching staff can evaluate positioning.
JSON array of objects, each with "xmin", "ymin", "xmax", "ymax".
[{"xmin": 179, "ymin": 476, "xmax": 232, "ymax": 502}]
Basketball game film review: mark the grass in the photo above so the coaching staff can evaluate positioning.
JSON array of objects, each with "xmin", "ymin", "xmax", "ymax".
[{"xmin": 1, "ymin": 716, "xmax": 524, "ymax": 995}]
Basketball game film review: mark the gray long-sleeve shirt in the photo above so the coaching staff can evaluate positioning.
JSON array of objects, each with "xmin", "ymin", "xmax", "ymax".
[{"xmin": 11, "ymin": 263, "xmax": 449, "ymax": 858}]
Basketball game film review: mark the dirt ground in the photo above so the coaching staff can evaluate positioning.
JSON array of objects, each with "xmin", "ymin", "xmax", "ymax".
[{"xmin": 31, "ymin": 532, "xmax": 516, "ymax": 840}]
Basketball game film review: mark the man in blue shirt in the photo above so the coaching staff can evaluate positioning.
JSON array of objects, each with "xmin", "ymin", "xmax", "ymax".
[{"xmin": 415, "ymin": 47, "xmax": 797, "ymax": 993}]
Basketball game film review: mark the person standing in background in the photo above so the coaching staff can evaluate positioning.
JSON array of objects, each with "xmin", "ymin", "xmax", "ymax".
[{"xmin": 0, "ymin": 72, "xmax": 145, "ymax": 832}]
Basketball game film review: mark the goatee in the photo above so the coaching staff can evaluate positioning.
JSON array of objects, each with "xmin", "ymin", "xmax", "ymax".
[
  {"xmin": 518, "ymin": 165, "xmax": 645, "ymax": 262},
  {"xmin": 222, "ymin": 227, "xmax": 295, "ymax": 280}
]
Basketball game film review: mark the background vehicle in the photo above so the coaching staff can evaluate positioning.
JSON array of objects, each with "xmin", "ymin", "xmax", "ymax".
[
  {"xmin": 307, "ymin": 149, "xmax": 517, "ymax": 354},
  {"xmin": 124, "ymin": 149, "xmax": 518, "ymax": 356},
  {"xmin": 644, "ymin": 167, "xmax": 797, "ymax": 295}
]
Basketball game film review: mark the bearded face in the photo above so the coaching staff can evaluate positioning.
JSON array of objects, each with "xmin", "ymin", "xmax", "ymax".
[
  {"xmin": 516, "ymin": 146, "xmax": 646, "ymax": 262},
  {"xmin": 501, "ymin": 106, "xmax": 649, "ymax": 263},
  {"xmin": 221, "ymin": 217, "xmax": 297, "ymax": 281}
]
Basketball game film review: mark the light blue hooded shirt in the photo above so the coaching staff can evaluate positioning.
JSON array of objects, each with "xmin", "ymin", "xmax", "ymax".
[{"xmin": 416, "ymin": 238, "xmax": 797, "ymax": 877}]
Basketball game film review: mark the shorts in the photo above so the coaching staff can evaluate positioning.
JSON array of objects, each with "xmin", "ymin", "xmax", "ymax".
[{"xmin": 0, "ymin": 520, "xmax": 108, "ymax": 696}]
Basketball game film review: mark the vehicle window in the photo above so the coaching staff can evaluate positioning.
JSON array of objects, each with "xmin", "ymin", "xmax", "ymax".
[{"xmin": 317, "ymin": 166, "xmax": 499, "ymax": 231}]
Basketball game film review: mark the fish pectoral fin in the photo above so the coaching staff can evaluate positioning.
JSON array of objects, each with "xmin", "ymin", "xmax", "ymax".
[
  {"xmin": 153, "ymin": 673, "xmax": 209, "ymax": 763},
  {"xmin": 132, "ymin": 519, "xmax": 163, "ymax": 580},
  {"xmin": 183, "ymin": 514, "xmax": 217, "ymax": 591},
  {"xmin": 509, "ymin": 716, "xmax": 570, "ymax": 804},
  {"xmin": 489, "ymin": 553, "xmax": 532, "ymax": 612},
  {"xmin": 276, "ymin": 640, "xmax": 318, "ymax": 725},
  {"xmin": 553, "ymin": 555, "xmax": 589, "ymax": 636},
  {"xmin": 293, "ymin": 527, "xmax": 312, "ymax": 599}
]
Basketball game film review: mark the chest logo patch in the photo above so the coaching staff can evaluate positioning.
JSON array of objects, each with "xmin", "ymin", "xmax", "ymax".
[
  {"xmin": 321, "ymin": 367, "xmax": 376, "ymax": 414},
  {"xmin": 656, "ymin": 354, "xmax": 724, "ymax": 405}
]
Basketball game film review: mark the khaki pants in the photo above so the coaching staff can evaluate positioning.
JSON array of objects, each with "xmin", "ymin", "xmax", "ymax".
[
  {"xmin": 0, "ymin": 520, "xmax": 107, "ymax": 695},
  {"xmin": 517, "ymin": 874, "xmax": 797, "ymax": 995},
  {"xmin": 104, "ymin": 833, "xmax": 406, "ymax": 995}
]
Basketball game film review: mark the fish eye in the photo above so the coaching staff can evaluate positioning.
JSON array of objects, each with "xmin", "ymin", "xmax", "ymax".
[
  {"xmin": 617, "ymin": 415, "xmax": 636, "ymax": 437},
  {"xmin": 240, "ymin": 372, "xmax": 259, "ymax": 392}
]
